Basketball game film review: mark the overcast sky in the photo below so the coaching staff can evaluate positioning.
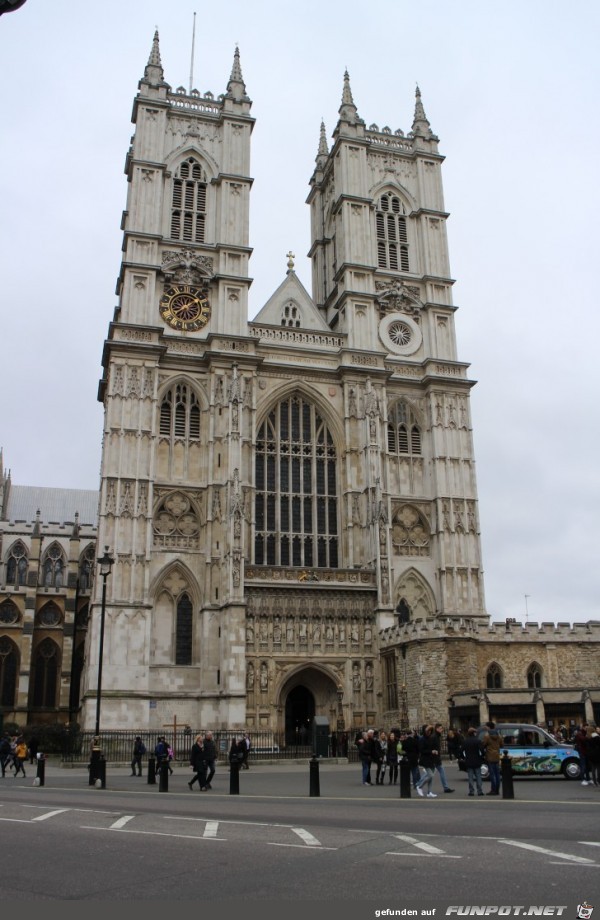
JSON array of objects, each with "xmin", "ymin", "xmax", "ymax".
[{"xmin": 1, "ymin": 0, "xmax": 598, "ymax": 625}]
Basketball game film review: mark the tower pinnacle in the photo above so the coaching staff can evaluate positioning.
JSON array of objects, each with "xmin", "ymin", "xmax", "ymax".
[
  {"xmin": 412, "ymin": 84, "xmax": 433, "ymax": 138},
  {"xmin": 226, "ymin": 45, "xmax": 248, "ymax": 100},
  {"xmin": 143, "ymin": 29, "xmax": 165, "ymax": 83},
  {"xmin": 316, "ymin": 120, "xmax": 329, "ymax": 168},
  {"xmin": 338, "ymin": 69, "xmax": 363, "ymax": 125}
]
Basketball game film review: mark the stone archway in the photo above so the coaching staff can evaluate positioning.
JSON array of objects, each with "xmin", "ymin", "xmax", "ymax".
[{"xmin": 278, "ymin": 665, "xmax": 340, "ymax": 747}]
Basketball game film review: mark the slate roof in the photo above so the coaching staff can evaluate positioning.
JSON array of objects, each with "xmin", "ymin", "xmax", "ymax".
[{"xmin": 5, "ymin": 485, "xmax": 99, "ymax": 527}]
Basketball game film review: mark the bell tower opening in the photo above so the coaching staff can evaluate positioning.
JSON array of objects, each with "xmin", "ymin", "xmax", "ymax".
[{"xmin": 285, "ymin": 685, "xmax": 315, "ymax": 746}]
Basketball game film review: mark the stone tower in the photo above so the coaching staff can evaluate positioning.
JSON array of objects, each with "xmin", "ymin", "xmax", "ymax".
[{"xmin": 81, "ymin": 41, "xmax": 487, "ymax": 736}]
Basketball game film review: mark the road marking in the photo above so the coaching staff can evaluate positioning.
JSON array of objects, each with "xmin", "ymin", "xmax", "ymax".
[
  {"xmin": 204, "ymin": 821, "xmax": 220, "ymax": 838},
  {"xmin": 394, "ymin": 834, "xmax": 447, "ymax": 855},
  {"xmin": 31, "ymin": 809, "xmax": 69, "ymax": 822},
  {"xmin": 386, "ymin": 852, "xmax": 462, "ymax": 859},
  {"xmin": 268, "ymin": 843, "xmax": 338, "ymax": 850},
  {"xmin": 291, "ymin": 827, "xmax": 322, "ymax": 847},
  {"xmin": 82, "ymin": 827, "xmax": 226, "ymax": 841},
  {"xmin": 110, "ymin": 815, "xmax": 135, "ymax": 829},
  {"xmin": 499, "ymin": 839, "xmax": 596, "ymax": 864},
  {"xmin": 580, "ymin": 841, "xmax": 600, "ymax": 847}
]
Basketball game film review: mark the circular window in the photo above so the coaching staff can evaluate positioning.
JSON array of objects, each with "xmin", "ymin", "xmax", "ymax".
[
  {"xmin": 379, "ymin": 313, "xmax": 422, "ymax": 356},
  {"xmin": 0, "ymin": 602, "xmax": 19, "ymax": 626}
]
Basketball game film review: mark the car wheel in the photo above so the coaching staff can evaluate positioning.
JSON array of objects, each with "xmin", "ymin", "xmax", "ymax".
[
  {"xmin": 480, "ymin": 764, "xmax": 489, "ymax": 780},
  {"xmin": 562, "ymin": 759, "xmax": 581, "ymax": 780}
]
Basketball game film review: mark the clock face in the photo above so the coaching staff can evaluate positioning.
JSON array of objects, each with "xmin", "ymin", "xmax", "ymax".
[{"xmin": 159, "ymin": 284, "xmax": 211, "ymax": 331}]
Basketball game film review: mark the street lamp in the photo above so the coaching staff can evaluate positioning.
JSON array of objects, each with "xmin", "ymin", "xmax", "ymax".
[{"xmin": 95, "ymin": 545, "xmax": 114, "ymax": 736}]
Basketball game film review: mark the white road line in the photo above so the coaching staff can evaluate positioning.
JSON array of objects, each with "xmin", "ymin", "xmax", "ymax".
[
  {"xmin": 291, "ymin": 827, "xmax": 322, "ymax": 847},
  {"xmin": 82, "ymin": 827, "xmax": 225, "ymax": 840},
  {"xmin": 204, "ymin": 821, "xmax": 219, "ymax": 838},
  {"xmin": 268, "ymin": 843, "xmax": 338, "ymax": 850},
  {"xmin": 499, "ymin": 839, "xmax": 596, "ymax": 864},
  {"xmin": 385, "ymin": 852, "xmax": 461, "ymax": 859},
  {"xmin": 580, "ymin": 841, "xmax": 600, "ymax": 847},
  {"xmin": 395, "ymin": 834, "xmax": 447, "ymax": 855},
  {"xmin": 110, "ymin": 815, "xmax": 135, "ymax": 829},
  {"xmin": 31, "ymin": 809, "xmax": 69, "ymax": 822}
]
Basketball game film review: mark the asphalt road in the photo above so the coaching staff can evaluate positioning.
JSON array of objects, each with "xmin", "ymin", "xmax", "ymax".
[{"xmin": 1, "ymin": 759, "xmax": 598, "ymax": 910}]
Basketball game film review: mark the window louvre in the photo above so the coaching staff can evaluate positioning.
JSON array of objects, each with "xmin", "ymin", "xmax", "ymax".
[
  {"xmin": 171, "ymin": 157, "xmax": 207, "ymax": 243},
  {"xmin": 375, "ymin": 193, "xmax": 410, "ymax": 272}
]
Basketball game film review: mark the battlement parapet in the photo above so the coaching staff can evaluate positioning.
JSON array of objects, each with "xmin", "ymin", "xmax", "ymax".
[{"xmin": 379, "ymin": 616, "xmax": 600, "ymax": 647}]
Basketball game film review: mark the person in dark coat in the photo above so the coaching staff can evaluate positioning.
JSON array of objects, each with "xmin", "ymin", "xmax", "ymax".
[
  {"xmin": 587, "ymin": 731, "xmax": 600, "ymax": 786},
  {"xmin": 461, "ymin": 726, "xmax": 485, "ymax": 796},
  {"xmin": 203, "ymin": 731, "xmax": 217, "ymax": 789},
  {"xmin": 356, "ymin": 729, "xmax": 375, "ymax": 786},
  {"xmin": 414, "ymin": 725, "xmax": 438, "ymax": 797},
  {"xmin": 401, "ymin": 729, "xmax": 422, "ymax": 789},
  {"xmin": 188, "ymin": 734, "xmax": 208, "ymax": 791},
  {"xmin": 131, "ymin": 735, "xmax": 146, "ymax": 776}
]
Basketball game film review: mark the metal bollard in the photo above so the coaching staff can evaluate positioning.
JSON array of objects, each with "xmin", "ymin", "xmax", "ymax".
[
  {"xmin": 89, "ymin": 747, "xmax": 101, "ymax": 786},
  {"xmin": 159, "ymin": 758, "xmax": 169, "ymax": 792},
  {"xmin": 399, "ymin": 756, "xmax": 412, "ymax": 799},
  {"xmin": 309, "ymin": 755, "xmax": 320, "ymax": 797},
  {"xmin": 501, "ymin": 752, "xmax": 514, "ymax": 799},
  {"xmin": 147, "ymin": 755, "xmax": 156, "ymax": 785},
  {"xmin": 36, "ymin": 753, "xmax": 45, "ymax": 787},
  {"xmin": 97, "ymin": 756, "xmax": 107, "ymax": 789},
  {"xmin": 229, "ymin": 760, "xmax": 240, "ymax": 795}
]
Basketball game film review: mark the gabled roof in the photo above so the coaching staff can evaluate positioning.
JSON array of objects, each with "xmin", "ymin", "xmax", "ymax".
[{"xmin": 252, "ymin": 271, "xmax": 329, "ymax": 331}]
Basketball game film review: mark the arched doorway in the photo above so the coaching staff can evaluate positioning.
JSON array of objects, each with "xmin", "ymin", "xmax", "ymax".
[{"xmin": 285, "ymin": 685, "xmax": 315, "ymax": 746}]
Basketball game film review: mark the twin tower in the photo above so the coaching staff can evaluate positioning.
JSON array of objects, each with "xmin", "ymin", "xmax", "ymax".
[{"xmin": 81, "ymin": 34, "xmax": 485, "ymax": 737}]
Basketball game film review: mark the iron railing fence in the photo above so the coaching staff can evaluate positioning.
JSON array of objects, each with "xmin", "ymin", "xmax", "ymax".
[
  {"xmin": 61, "ymin": 730, "xmax": 446, "ymax": 764},
  {"xmin": 62, "ymin": 729, "xmax": 356, "ymax": 764}
]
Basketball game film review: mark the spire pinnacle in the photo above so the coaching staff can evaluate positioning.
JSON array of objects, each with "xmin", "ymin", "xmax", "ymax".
[
  {"xmin": 315, "ymin": 119, "xmax": 329, "ymax": 169},
  {"xmin": 338, "ymin": 69, "xmax": 362, "ymax": 125},
  {"xmin": 412, "ymin": 84, "xmax": 432, "ymax": 138},
  {"xmin": 144, "ymin": 29, "xmax": 164, "ymax": 82},
  {"xmin": 226, "ymin": 45, "xmax": 248, "ymax": 100}
]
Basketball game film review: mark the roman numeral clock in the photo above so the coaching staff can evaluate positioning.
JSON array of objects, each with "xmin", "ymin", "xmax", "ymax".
[{"xmin": 159, "ymin": 283, "xmax": 211, "ymax": 332}]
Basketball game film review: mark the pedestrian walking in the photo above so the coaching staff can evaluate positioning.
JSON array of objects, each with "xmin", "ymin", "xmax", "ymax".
[
  {"xmin": 356, "ymin": 729, "xmax": 375, "ymax": 786},
  {"xmin": 374, "ymin": 730, "xmax": 387, "ymax": 785},
  {"xmin": 587, "ymin": 731, "xmax": 600, "ymax": 786},
  {"xmin": 241, "ymin": 731, "xmax": 251, "ymax": 769},
  {"xmin": 433, "ymin": 723, "xmax": 454, "ymax": 793},
  {"xmin": 386, "ymin": 731, "xmax": 399, "ymax": 785},
  {"xmin": 13, "ymin": 736, "xmax": 27, "ymax": 778},
  {"xmin": 131, "ymin": 735, "xmax": 146, "ymax": 776},
  {"xmin": 461, "ymin": 726, "xmax": 485, "ymax": 796},
  {"xmin": 574, "ymin": 724, "xmax": 591, "ymax": 785},
  {"xmin": 188, "ymin": 734, "xmax": 208, "ymax": 791},
  {"xmin": 154, "ymin": 735, "xmax": 168, "ymax": 775},
  {"xmin": 415, "ymin": 725, "xmax": 438, "ymax": 798},
  {"xmin": 481, "ymin": 721, "xmax": 503, "ymax": 795},
  {"xmin": 204, "ymin": 730, "xmax": 217, "ymax": 789},
  {"xmin": 401, "ymin": 729, "xmax": 422, "ymax": 789}
]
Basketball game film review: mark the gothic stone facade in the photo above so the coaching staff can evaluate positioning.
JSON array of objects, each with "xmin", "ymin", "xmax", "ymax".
[{"xmin": 70, "ymin": 36, "xmax": 598, "ymax": 737}]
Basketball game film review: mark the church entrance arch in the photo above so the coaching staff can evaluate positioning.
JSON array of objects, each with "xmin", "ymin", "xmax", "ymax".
[
  {"xmin": 279, "ymin": 665, "xmax": 339, "ymax": 747},
  {"xmin": 285, "ymin": 686, "xmax": 314, "ymax": 746}
]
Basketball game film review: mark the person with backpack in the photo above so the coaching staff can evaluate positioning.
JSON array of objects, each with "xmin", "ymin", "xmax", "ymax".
[{"xmin": 131, "ymin": 735, "xmax": 146, "ymax": 776}]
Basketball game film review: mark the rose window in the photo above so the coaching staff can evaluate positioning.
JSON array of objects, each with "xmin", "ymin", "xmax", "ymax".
[{"xmin": 388, "ymin": 321, "xmax": 412, "ymax": 346}]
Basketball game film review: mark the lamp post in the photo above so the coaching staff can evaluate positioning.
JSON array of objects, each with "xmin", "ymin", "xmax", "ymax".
[{"xmin": 95, "ymin": 545, "xmax": 114, "ymax": 737}]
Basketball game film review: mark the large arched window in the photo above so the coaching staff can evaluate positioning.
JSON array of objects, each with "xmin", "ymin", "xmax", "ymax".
[
  {"xmin": 170, "ymin": 158, "xmax": 207, "ymax": 243},
  {"xmin": 159, "ymin": 383, "xmax": 201, "ymax": 442},
  {"xmin": 175, "ymin": 593, "xmax": 193, "ymax": 666},
  {"xmin": 0, "ymin": 638, "xmax": 18, "ymax": 707},
  {"xmin": 388, "ymin": 401, "xmax": 422, "ymax": 456},
  {"xmin": 42, "ymin": 543, "xmax": 65, "ymax": 588},
  {"xmin": 527, "ymin": 662, "xmax": 543, "ymax": 688},
  {"xmin": 376, "ymin": 193, "xmax": 410, "ymax": 272},
  {"xmin": 486, "ymin": 662, "xmax": 503, "ymax": 689},
  {"xmin": 6, "ymin": 540, "xmax": 28, "ymax": 587},
  {"xmin": 254, "ymin": 395, "xmax": 339, "ymax": 568},
  {"xmin": 32, "ymin": 637, "xmax": 60, "ymax": 708}
]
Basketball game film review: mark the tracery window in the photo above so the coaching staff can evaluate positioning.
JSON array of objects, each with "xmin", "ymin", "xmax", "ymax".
[
  {"xmin": 387, "ymin": 401, "xmax": 422, "ymax": 456},
  {"xmin": 175, "ymin": 593, "xmax": 193, "ymax": 666},
  {"xmin": 42, "ymin": 543, "xmax": 65, "ymax": 588},
  {"xmin": 527, "ymin": 662, "xmax": 543, "ymax": 688},
  {"xmin": 159, "ymin": 383, "xmax": 201, "ymax": 442},
  {"xmin": 254, "ymin": 395, "xmax": 339, "ymax": 568},
  {"xmin": 79, "ymin": 544, "xmax": 96, "ymax": 592},
  {"xmin": 0, "ymin": 638, "xmax": 18, "ymax": 708},
  {"xmin": 486, "ymin": 662, "xmax": 503, "ymax": 689},
  {"xmin": 36, "ymin": 601, "xmax": 62, "ymax": 628},
  {"xmin": 32, "ymin": 637, "xmax": 59, "ymax": 708},
  {"xmin": 376, "ymin": 193, "xmax": 410, "ymax": 272},
  {"xmin": 383, "ymin": 654, "xmax": 398, "ymax": 711},
  {"xmin": 6, "ymin": 540, "xmax": 28, "ymax": 587},
  {"xmin": 0, "ymin": 599, "xmax": 19, "ymax": 626},
  {"xmin": 170, "ymin": 157, "xmax": 207, "ymax": 243}
]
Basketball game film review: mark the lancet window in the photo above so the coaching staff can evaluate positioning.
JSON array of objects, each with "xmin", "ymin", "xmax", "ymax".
[
  {"xmin": 6, "ymin": 541, "xmax": 28, "ymax": 587},
  {"xmin": 170, "ymin": 158, "xmax": 207, "ymax": 243},
  {"xmin": 387, "ymin": 401, "xmax": 422, "ymax": 456},
  {"xmin": 159, "ymin": 383, "xmax": 201, "ymax": 442},
  {"xmin": 376, "ymin": 193, "xmax": 410, "ymax": 272},
  {"xmin": 254, "ymin": 395, "xmax": 339, "ymax": 568}
]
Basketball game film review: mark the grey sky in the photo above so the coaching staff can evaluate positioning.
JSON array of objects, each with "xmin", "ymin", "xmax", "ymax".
[{"xmin": 1, "ymin": 0, "xmax": 598, "ymax": 624}]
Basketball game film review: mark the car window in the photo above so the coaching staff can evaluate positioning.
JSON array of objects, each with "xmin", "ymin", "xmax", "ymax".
[
  {"xmin": 518, "ymin": 729, "xmax": 544, "ymax": 746},
  {"xmin": 499, "ymin": 729, "xmax": 520, "ymax": 747}
]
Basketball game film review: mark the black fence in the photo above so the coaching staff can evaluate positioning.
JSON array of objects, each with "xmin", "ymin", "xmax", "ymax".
[{"xmin": 62, "ymin": 729, "xmax": 358, "ymax": 765}]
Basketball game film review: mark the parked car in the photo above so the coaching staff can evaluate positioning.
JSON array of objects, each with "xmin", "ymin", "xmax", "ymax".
[{"xmin": 458, "ymin": 723, "xmax": 581, "ymax": 780}]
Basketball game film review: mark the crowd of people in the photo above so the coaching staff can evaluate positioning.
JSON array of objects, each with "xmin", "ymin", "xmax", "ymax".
[{"xmin": 354, "ymin": 721, "xmax": 506, "ymax": 797}]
